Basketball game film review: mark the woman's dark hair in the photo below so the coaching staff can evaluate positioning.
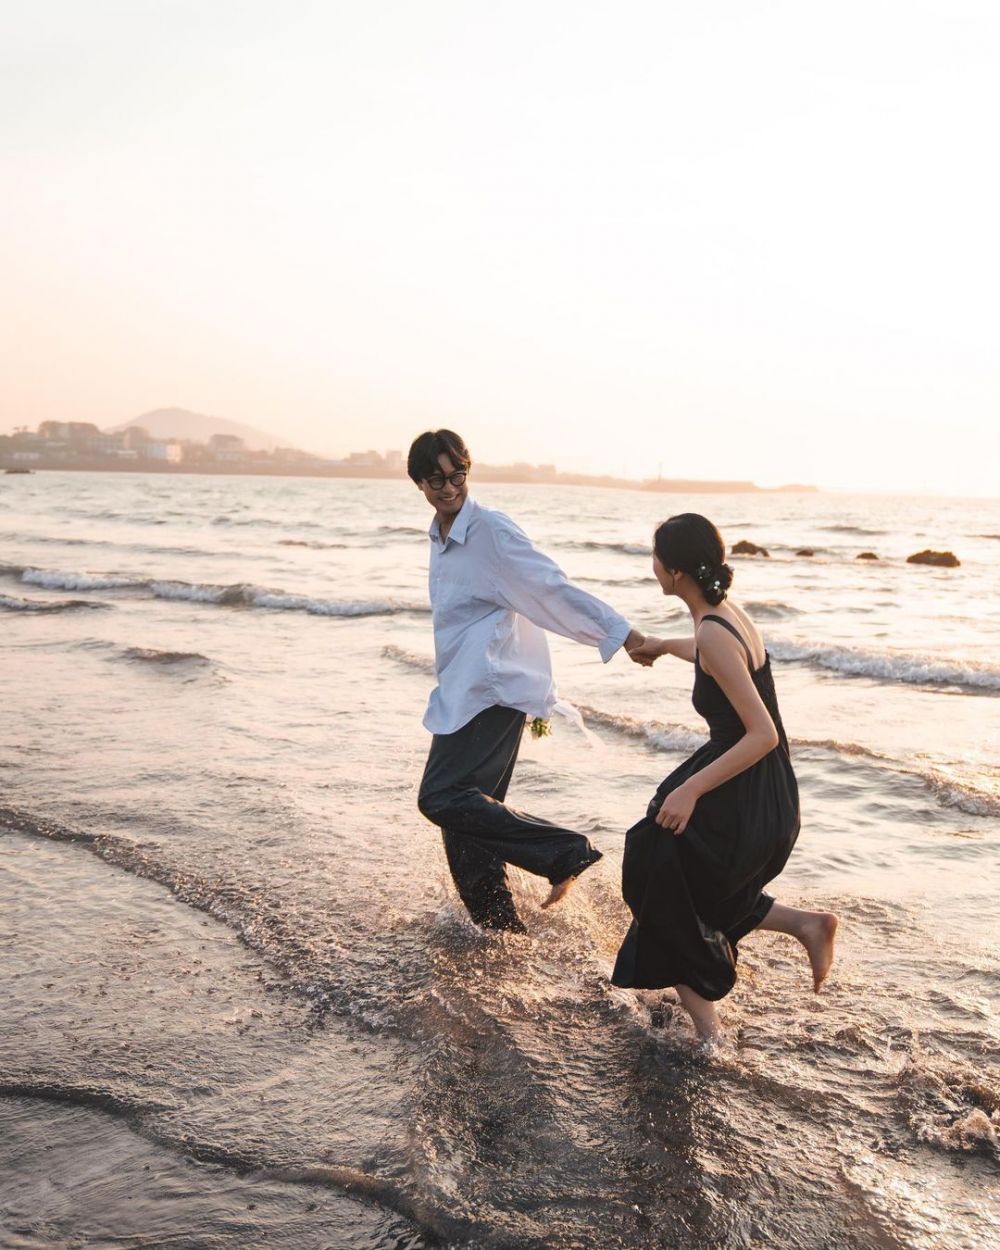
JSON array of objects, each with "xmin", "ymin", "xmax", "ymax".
[
  {"xmin": 407, "ymin": 429, "xmax": 471, "ymax": 483},
  {"xmin": 653, "ymin": 513, "xmax": 734, "ymax": 606}
]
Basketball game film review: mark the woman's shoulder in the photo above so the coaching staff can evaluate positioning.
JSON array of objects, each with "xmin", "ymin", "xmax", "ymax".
[{"xmin": 696, "ymin": 604, "xmax": 765, "ymax": 667}]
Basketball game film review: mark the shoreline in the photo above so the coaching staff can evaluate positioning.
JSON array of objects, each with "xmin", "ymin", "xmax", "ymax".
[{"xmin": 0, "ymin": 461, "xmax": 817, "ymax": 493}]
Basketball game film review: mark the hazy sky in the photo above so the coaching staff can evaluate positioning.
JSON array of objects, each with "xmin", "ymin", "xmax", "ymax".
[{"xmin": 3, "ymin": 1, "xmax": 998, "ymax": 493}]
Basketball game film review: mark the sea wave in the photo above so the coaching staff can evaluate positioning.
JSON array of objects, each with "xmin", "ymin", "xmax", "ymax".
[
  {"xmin": 820, "ymin": 524, "xmax": 888, "ymax": 536},
  {"xmin": 918, "ymin": 770, "xmax": 1000, "ymax": 819},
  {"xmin": 896, "ymin": 1041, "xmax": 1000, "ymax": 1158},
  {"xmin": 558, "ymin": 539, "xmax": 649, "ymax": 556},
  {"xmin": 150, "ymin": 580, "xmax": 430, "ymax": 617},
  {"xmin": 0, "ymin": 593, "xmax": 109, "ymax": 613},
  {"xmin": 121, "ymin": 647, "xmax": 211, "ymax": 666},
  {"xmin": 770, "ymin": 640, "xmax": 1000, "ymax": 692},
  {"xmin": 573, "ymin": 575, "xmax": 679, "ymax": 596},
  {"xmin": 575, "ymin": 705, "xmax": 706, "ymax": 753},
  {"xmin": 211, "ymin": 515, "xmax": 324, "ymax": 530},
  {"xmin": 0, "ymin": 531, "xmax": 99, "ymax": 548},
  {"xmin": 1, "ymin": 531, "xmax": 224, "ymax": 558},
  {"xmin": 763, "ymin": 544, "xmax": 831, "ymax": 557},
  {"xmin": 743, "ymin": 600, "xmax": 802, "ymax": 620},
  {"xmin": 575, "ymin": 705, "xmax": 1000, "ymax": 818},
  {"xmin": 376, "ymin": 524, "xmax": 427, "ymax": 538},
  {"xmin": 277, "ymin": 539, "xmax": 349, "ymax": 549},
  {"xmin": 0, "ymin": 1079, "xmax": 465, "ymax": 1239},
  {"xmin": 792, "ymin": 739, "xmax": 1000, "ymax": 817},
  {"xmin": 381, "ymin": 644, "xmax": 436, "ymax": 674},
  {"xmin": 0, "ymin": 562, "xmax": 429, "ymax": 619},
  {"xmin": 21, "ymin": 568, "xmax": 145, "ymax": 591}
]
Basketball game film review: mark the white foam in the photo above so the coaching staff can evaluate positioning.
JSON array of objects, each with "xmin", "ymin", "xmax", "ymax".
[
  {"xmin": 150, "ymin": 580, "xmax": 232, "ymax": 603},
  {"xmin": 21, "ymin": 568, "xmax": 145, "ymax": 592},
  {"xmin": 150, "ymin": 579, "xmax": 429, "ymax": 617},
  {"xmin": 577, "ymin": 704, "xmax": 706, "ymax": 753},
  {"xmin": 770, "ymin": 640, "xmax": 1000, "ymax": 692},
  {"xmin": 250, "ymin": 590, "xmax": 427, "ymax": 617}
]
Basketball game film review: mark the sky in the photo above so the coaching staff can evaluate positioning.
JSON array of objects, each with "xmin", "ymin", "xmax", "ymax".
[{"xmin": 2, "ymin": 1, "xmax": 998, "ymax": 494}]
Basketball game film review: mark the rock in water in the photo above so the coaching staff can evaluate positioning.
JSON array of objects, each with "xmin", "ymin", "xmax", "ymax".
[
  {"xmin": 732, "ymin": 540, "xmax": 770, "ymax": 557},
  {"xmin": 796, "ymin": 548, "xmax": 815, "ymax": 557},
  {"xmin": 856, "ymin": 551, "xmax": 880, "ymax": 561},
  {"xmin": 907, "ymin": 549, "xmax": 960, "ymax": 567}
]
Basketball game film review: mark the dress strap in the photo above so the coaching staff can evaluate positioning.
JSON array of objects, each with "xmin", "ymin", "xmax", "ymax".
[{"xmin": 700, "ymin": 613, "xmax": 754, "ymax": 668}]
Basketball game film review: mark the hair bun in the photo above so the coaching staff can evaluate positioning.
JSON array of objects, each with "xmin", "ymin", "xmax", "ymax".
[{"xmin": 694, "ymin": 560, "xmax": 733, "ymax": 605}]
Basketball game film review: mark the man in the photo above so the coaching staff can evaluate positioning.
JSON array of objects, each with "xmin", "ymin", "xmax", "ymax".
[{"xmin": 410, "ymin": 429, "xmax": 644, "ymax": 933}]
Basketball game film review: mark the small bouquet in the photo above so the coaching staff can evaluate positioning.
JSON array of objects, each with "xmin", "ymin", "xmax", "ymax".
[{"xmin": 529, "ymin": 716, "xmax": 552, "ymax": 739}]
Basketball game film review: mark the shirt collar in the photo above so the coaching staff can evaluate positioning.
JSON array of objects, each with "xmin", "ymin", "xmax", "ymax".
[{"xmin": 429, "ymin": 495, "xmax": 475, "ymax": 548}]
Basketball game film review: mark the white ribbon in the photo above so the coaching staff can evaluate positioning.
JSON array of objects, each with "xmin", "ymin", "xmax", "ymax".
[{"xmin": 551, "ymin": 697, "xmax": 606, "ymax": 750}]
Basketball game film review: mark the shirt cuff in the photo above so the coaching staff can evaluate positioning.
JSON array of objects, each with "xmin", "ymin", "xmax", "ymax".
[{"xmin": 598, "ymin": 619, "xmax": 632, "ymax": 663}]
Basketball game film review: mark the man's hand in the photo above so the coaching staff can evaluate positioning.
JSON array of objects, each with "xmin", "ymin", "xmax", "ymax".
[
  {"xmin": 623, "ymin": 628, "xmax": 646, "ymax": 659},
  {"xmin": 627, "ymin": 635, "xmax": 664, "ymax": 667}
]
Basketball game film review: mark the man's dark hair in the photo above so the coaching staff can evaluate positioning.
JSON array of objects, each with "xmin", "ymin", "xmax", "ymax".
[{"xmin": 407, "ymin": 429, "xmax": 472, "ymax": 484}]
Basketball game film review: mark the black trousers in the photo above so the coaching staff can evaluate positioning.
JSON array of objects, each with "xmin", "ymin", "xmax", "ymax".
[{"xmin": 418, "ymin": 705, "xmax": 602, "ymax": 931}]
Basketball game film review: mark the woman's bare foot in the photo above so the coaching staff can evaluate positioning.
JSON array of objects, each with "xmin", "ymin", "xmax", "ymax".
[
  {"xmin": 800, "ymin": 912, "xmax": 838, "ymax": 992},
  {"xmin": 676, "ymin": 984, "xmax": 723, "ymax": 1043},
  {"xmin": 757, "ymin": 901, "xmax": 839, "ymax": 993}
]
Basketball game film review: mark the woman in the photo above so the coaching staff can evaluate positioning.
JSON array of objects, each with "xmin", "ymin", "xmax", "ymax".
[{"xmin": 616, "ymin": 514, "xmax": 837, "ymax": 1044}]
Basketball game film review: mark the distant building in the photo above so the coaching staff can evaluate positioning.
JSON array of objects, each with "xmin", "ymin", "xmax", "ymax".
[
  {"xmin": 209, "ymin": 433, "xmax": 245, "ymax": 463},
  {"xmin": 87, "ymin": 432, "xmax": 124, "ymax": 454},
  {"xmin": 144, "ymin": 440, "xmax": 184, "ymax": 464},
  {"xmin": 384, "ymin": 449, "xmax": 403, "ymax": 470},
  {"xmin": 347, "ymin": 450, "xmax": 383, "ymax": 467},
  {"xmin": 120, "ymin": 426, "xmax": 150, "ymax": 451}
]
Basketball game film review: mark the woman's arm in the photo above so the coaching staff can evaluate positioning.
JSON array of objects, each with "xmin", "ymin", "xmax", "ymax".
[
  {"xmin": 655, "ymin": 622, "xmax": 779, "ymax": 833},
  {"xmin": 628, "ymin": 635, "xmax": 696, "ymax": 665}
]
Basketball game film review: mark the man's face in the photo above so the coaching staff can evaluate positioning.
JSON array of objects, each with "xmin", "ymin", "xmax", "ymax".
[{"xmin": 417, "ymin": 452, "xmax": 469, "ymax": 518}]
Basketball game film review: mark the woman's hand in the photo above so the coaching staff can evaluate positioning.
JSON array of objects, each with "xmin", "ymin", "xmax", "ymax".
[
  {"xmin": 655, "ymin": 781, "xmax": 699, "ymax": 835},
  {"xmin": 627, "ymin": 635, "xmax": 665, "ymax": 667}
]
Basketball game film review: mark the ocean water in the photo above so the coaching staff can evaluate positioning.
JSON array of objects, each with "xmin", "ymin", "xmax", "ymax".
[{"xmin": 1, "ymin": 471, "xmax": 998, "ymax": 1250}]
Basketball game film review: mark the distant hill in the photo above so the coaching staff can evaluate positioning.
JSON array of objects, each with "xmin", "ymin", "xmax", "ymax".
[{"xmin": 105, "ymin": 408, "xmax": 283, "ymax": 451}]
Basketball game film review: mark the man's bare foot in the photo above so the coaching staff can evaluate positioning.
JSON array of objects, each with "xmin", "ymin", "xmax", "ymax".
[
  {"xmin": 540, "ymin": 877, "xmax": 576, "ymax": 909},
  {"xmin": 800, "ymin": 911, "xmax": 838, "ymax": 992},
  {"xmin": 541, "ymin": 851, "xmax": 602, "ymax": 909}
]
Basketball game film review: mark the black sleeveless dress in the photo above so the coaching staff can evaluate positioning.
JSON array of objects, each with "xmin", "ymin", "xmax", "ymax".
[{"xmin": 612, "ymin": 615, "xmax": 800, "ymax": 1001}]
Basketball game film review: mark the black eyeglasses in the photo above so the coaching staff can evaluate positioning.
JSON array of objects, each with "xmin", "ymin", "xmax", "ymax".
[{"xmin": 424, "ymin": 470, "xmax": 468, "ymax": 490}]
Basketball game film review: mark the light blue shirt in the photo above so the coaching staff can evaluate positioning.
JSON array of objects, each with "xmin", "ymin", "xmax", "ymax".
[{"xmin": 424, "ymin": 496, "xmax": 632, "ymax": 735}]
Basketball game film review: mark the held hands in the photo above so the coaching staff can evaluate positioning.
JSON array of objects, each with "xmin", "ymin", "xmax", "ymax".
[
  {"xmin": 627, "ymin": 635, "xmax": 665, "ymax": 667},
  {"xmin": 655, "ymin": 780, "xmax": 699, "ymax": 835}
]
